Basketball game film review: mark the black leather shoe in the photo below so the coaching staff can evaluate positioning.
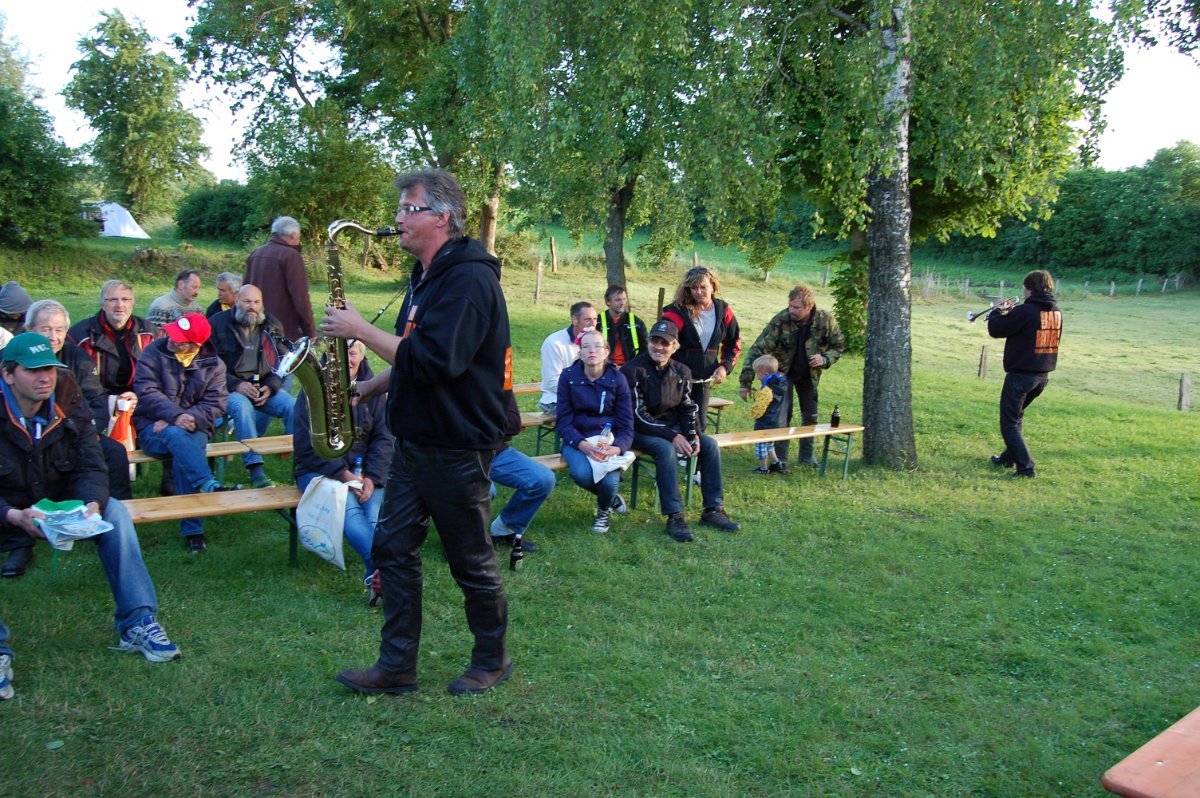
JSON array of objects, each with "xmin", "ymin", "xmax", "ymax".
[
  {"xmin": 493, "ymin": 534, "xmax": 538, "ymax": 553},
  {"xmin": 1012, "ymin": 469, "xmax": 1036, "ymax": 479},
  {"xmin": 448, "ymin": 660, "xmax": 513, "ymax": 696},
  {"xmin": 2, "ymin": 546, "xmax": 33, "ymax": 578},
  {"xmin": 991, "ymin": 454, "xmax": 1014, "ymax": 468},
  {"xmin": 185, "ymin": 535, "xmax": 207, "ymax": 554},
  {"xmin": 336, "ymin": 665, "xmax": 419, "ymax": 695}
]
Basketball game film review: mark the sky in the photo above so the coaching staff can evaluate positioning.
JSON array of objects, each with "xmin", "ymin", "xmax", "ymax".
[{"xmin": 3, "ymin": 2, "xmax": 1200, "ymax": 183}]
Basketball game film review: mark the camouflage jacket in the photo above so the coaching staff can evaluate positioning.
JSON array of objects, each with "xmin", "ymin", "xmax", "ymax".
[{"xmin": 738, "ymin": 307, "xmax": 845, "ymax": 389}]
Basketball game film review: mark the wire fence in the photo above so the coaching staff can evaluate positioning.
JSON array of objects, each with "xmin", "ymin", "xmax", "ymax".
[{"xmin": 912, "ymin": 271, "xmax": 1190, "ymax": 302}]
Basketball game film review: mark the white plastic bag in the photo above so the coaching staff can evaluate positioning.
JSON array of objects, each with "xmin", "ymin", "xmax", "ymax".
[
  {"xmin": 584, "ymin": 434, "xmax": 636, "ymax": 484},
  {"xmin": 295, "ymin": 476, "xmax": 347, "ymax": 569}
]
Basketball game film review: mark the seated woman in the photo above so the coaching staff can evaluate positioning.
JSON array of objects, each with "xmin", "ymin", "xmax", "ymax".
[
  {"xmin": 293, "ymin": 340, "xmax": 393, "ymax": 604},
  {"xmin": 555, "ymin": 329, "xmax": 634, "ymax": 533}
]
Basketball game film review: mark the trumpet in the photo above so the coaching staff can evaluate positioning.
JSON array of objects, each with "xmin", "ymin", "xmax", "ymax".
[{"xmin": 967, "ymin": 296, "xmax": 1020, "ymax": 323}]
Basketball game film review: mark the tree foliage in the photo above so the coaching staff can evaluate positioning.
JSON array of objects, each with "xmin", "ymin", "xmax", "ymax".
[
  {"xmin": 175, "ymin": 180, "xmax": 261, "ymax": 242},
  {"xmin": 64, "ymin": 11, "xmax": 210, "ymax": 217}
]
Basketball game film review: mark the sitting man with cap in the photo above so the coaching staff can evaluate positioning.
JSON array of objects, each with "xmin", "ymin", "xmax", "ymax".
[
  {"xmin": 0, "ymin": 281, "xmax": 33, "ymax": 347},
  {"xmin": 620, "ymin": 319, "xmax": 739, "ymax": 542},
  {"xmin": 132, "ymin": 312, "xmax": 233, "ymax": 553},
  {"xmin": 0, "ymin": 332, "xmax": 181, "ymax": 675}
]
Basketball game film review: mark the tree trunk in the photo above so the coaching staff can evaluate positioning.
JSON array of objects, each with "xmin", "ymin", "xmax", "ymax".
[
  {"xmin": 862, "ymin": 1, "xmax": 917, "ymax": 469},
  {"xmin": 479, "ymin": 159, "xmax": 502, "ymax": 255},
  {"xmin": 603, "ymin": 177, "xmax": 636, "ymax": 288}
]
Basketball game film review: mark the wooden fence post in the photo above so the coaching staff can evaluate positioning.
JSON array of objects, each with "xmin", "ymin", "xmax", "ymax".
[
  {"xmin": 692, "ymin": 251, "xmax": 699, "ymax": 269},
  {"xmin": 656, "ymin": 286, "xmax": 666, "ymax": 317},
  {"xmin": 978, "ymin": 345, "xmax": 989, "ymax": 379},
  {"xmin": 1136, "ymin": 278, "xmax": 1143, "ymax": 295},
  {"xmin": 1083, "ymin": 280, "xmax": 1089, "ymax": 298},
  {"xmin": 1176, "ymin": 274, "xmax": 1183, "ymax": 290},
  {"xmin": 535, "ymin": 261, "xmax": 544, "ymax": 303},
  {"xmin": 1162, "ymin": 277, "xmax": 1170, "ymax": 292},
  {"xmin": 1181, "ymin": 373, "xmax": 1193, "ymax": 411},
  {"xmin": 999, "ymin": 279, "xmax": 1005, "ymax": 298},
  {"xmin": 962, "ymin": 278, "xmax": 970, "ymax": 299},
  {"xmin": 550, "ymin": 237, "xmax": 558, "ymax": 274},
  {"xmin": 1110, "ymin": 281, "xmax": 1116, "ymax": 297},
  {"xmin": 822, "ymin": 264, "xmax": 830, "ymax": 287}
]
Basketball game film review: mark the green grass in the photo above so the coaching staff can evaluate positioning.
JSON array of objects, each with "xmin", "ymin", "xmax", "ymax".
[{"xmin": 0, "ymin": 233, "xmax": 1197, "ymax": 796}]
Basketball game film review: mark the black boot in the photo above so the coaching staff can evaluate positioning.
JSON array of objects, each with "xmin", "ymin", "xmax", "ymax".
[{"xmin": 2, "ymin": 546, "xmax": 34, "ymax": 578}]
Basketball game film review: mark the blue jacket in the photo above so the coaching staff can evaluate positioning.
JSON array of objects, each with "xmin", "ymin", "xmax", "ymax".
[
  {"xmin": 555, "ymin": 361, "xmax": 634, "ymax": 452},
  {"xmin": 132, "ymin": 338, "xmax": 229, "ymax": 438}
]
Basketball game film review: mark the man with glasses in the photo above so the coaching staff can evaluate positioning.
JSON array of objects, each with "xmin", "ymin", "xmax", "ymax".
[
  {"xmin": 538, "ymin": 301, "xmax": 599, "ymax": 418},
  {"xmin": 243, "ymin": 216, "xmax": 314, "ymax": 343},
  {"xmin": 321, "ymin": 169, "xmax": 515, "ymax": 697},
  {"xmin": 69, "ymin": 280, "xmax": 154, "ymax": 402}
]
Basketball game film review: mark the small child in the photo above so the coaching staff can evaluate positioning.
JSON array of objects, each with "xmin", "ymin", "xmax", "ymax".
[{"xmin": 750, "ymin": 354, "xmax": 788, "ymax": 474}]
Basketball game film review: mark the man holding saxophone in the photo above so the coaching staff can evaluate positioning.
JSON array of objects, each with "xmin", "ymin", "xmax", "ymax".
[
  {"xmin": 987, "ymin": 269, "xmax": 1063, "ymax": 479},
  {"xmin": 321, "ymin": 169, "xmax": 514, "ymax": 697}
]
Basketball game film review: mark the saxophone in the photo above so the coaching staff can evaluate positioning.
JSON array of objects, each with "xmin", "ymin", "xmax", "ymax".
[{"xmin": 274, "ymin": 219, "xmax": 399, "ymax": 459}]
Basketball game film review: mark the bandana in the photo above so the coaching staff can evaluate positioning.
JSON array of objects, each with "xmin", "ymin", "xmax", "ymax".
[{"xmin": 174, "ymin": 349, "xmax": 199, "ymax": 368}]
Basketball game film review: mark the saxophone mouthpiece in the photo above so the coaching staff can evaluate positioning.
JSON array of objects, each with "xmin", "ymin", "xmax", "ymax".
[{"xmin": 375, "ymin": 227, "xmax": 401, "ymax": 237}]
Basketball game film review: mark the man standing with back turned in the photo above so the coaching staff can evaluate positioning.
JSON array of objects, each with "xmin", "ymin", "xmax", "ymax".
[
  {"xmin": 322, "ymin": 169, "xmax": 514, "ymax": 696},
  {"xmin": 987, "ymin": 269, "xmax": 1062, "ymax": 479}
]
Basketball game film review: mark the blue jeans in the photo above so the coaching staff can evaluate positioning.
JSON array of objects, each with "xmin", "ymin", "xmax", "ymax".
[
  {"xmin": 86, "ymin": 499, "xmax": 159, "ymax": 634},
  {"xmin": 632, "ymin": 433, "xmax": 724, "ymax": 515},
  {"xmin": 0, "ymin": 616, "xmax": 10, "ymax": 659},
  {"xmin": 490, "ymin": 447, "xmax": 555, "ymax": 535},
  {"xmin": 136, "ymin": 424, "xmax": 215, "ymax": 537},
  {"xmin": 227, "ymin": 390, "xmax": 295, "ymax": 466},
  {"xmin": 561, "ymin": 444, "xmax": 620, "ymax": 510},
  {"xmin": 297, "ymin": 472, "xmax": 383, "ymax": 579}
]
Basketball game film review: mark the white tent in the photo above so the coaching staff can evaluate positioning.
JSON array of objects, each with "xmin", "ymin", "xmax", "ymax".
[{"xmin": 95, "ymin": 201, "xmax": 150, "ymax": 239}]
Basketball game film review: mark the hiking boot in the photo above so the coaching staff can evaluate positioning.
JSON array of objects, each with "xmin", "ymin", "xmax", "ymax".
[
  {"xmin": 751, "ymin": 466, "xmax": 771, "ymax": 475},
  {"xmin": 448, "ymin": 660, "xmax": 514, "ymax": 696},
  {"xmin": 1012, "ymin": 468, "xmax": 1037, "ymax": 479},
  {"xmin": 115, "ymin": 615, "xmax": 181, "ymax": 662},
  {"xmin": 768, "ymin": 461, "xmax": 787, "ymax": 474},
  {"xmin": 185, "ymin": 535, "xmax": 207, "ymax": 554},
  {"xmin": 365, "ymin": 569, "xmax": 383, "ymax": 608},
  {"xmin": 610, "ymin": 494, "xmax": 628, "ymax": 514},
  {"xmin": 991, "ymin": 454, "xmax": 1014, "ymax": 468},
  {"xmin": 799, "ymin": 457, "xmax": 820, "ymax": 469},
  {"xmin": 336, "ymin": 665, "xmax": 418, "ymax": 695},
  {"xmin": 592, "ymin": 508, "xmax": 611, "ymax": 534},
  {"xmin": 0, "ymin": 654, "xmax": 12, "ymax": 700},
  {"xmin": 250, "ymin": 475, "xmax": 276, "ymax": 488},
  {"xmin": 2, "ymin": 546, "xmax": 33, "ymax": 578},
  {"xmin": 700, "ymin": 506, "xmax": 740, "ymax": 532},
  {"xmin": 665, "ymin": 513, "xmax": 694, "ymax": 542}
]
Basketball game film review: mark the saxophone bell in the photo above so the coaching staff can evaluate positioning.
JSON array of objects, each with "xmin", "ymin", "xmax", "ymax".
[{"xmin": 273, "ymin": 336, "xmax": 312, "ymax": 378}]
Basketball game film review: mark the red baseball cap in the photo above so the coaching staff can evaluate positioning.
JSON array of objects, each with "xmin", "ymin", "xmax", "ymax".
[{"xmin": 162, "ymin": 312, "xmax": 211, "ymax": 344}]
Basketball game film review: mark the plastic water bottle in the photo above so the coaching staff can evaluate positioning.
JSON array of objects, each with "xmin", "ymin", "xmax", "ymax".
[
  {"xmin": 599, "ymin": 422, "xmax": 614, "ymax": 445},
  {"xmin": 352, "ymin": 456, "xmax": 364, "ymax": 478},
  {"xmin": 830, "ymin": 405, "xmax": 841, "ymax": 428}
]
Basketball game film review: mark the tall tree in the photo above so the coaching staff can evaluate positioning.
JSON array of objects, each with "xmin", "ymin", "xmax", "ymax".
[
  {"xmin": 754, "ymin": 1, "xmax": 1122, "ymax": 467},
  {"xmin": 64, "ymin": 11, "xmax": 209, "ymax": 217}
]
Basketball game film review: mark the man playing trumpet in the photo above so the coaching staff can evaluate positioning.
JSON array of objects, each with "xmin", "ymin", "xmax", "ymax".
[{"xmin": 987, "ymin": 269, "xmax": 1063, "ymax": 479}]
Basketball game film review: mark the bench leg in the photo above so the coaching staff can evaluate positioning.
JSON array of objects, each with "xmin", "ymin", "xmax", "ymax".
[
  {"xmin": 819, "ymin": 437, "xmax": 831, "ymax": 477},
  {"xmin": 283, "ymin": 508, "xmax": 298, "ymax": 566},
  {"xmin": 630, "ymin": 457, "xmax": 643, "ymax": 510},
  {"xmin": 684, "ymin": 455, "xmax": 697, "ymax": 508},
  {"xmin": 817, "ymin": 433, "xmax": 854, "ymax": 480}
]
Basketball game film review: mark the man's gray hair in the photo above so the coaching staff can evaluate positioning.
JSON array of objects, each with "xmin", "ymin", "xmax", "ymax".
[
  {"xmin": 271, "ymin": 216, "xmax": 301, "ymax": 237},
  {"xmin": 99, "ymin": 279, "xmax": 135, "ymax": 306},
  {"xmin": 394, "ymin": 169, "xmax": 467, "ymax": 238},
  {"xmin": 26, "ymin": 299, "xmax": 70, "ymax": 329},
  {"xmin": 216, "ymin": 271, "xmax": 242, "ymax": 290}
]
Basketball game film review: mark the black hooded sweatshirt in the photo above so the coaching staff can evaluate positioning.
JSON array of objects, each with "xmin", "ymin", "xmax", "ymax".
[
  {"xmin": 988, "ymin": 291, "xmax": 1062, "ymax": 374},
  {"xmin": 388, "ymin": 236, "xmax": 511, "ymax": 450}
]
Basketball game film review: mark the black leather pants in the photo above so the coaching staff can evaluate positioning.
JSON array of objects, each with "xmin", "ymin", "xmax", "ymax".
[{"xmin": 372, "ymin": 439, "xmax": 507, "ymax": 673}]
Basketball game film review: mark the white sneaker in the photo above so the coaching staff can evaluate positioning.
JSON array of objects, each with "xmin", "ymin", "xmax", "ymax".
[
  {"xmin": 0, "ymin": 653, "xmax": 13, "ymax": 700},
  {"xmin": 610, "ymin": 494, "xmax": 627, "ymax": 514},
  {"xmin": 115, "ymin": 615, "xmax": 181, "ymax": 662}
]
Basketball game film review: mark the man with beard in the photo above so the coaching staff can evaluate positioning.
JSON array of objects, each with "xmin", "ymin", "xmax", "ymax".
[
  {"xmin": 146, "ymin": 270, "xmax": 203, "ymax": 336},
  {"xmin": 209, "ymin": 285, "xmax": 294, "ymax": 488}
]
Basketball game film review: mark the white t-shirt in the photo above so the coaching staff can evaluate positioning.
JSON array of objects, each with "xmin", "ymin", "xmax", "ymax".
[
  {"xmin": 539, "ymin": 327, "xmax": 579, "ymax": 405},
  {"xmin": 694, "ymin": 305, "xmax": 717, "ymax": 352}
]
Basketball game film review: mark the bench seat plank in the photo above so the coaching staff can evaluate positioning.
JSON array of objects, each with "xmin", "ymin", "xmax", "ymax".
[
  {"xmin": 125, "ymin": 485, "xmax": 301, "ymax": 525},
  {"xmin": 1103, "ymin": 706, "xmax": 1200, "ymax": 798},
  {"xmin": 709, "ymin": 423, "xmax": 865, "ymax": 447}
]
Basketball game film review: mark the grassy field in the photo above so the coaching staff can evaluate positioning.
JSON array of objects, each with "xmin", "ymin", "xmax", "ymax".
[{"xmin": 0, "ymin": 232, "xmax": 1197, "ymax": 797}]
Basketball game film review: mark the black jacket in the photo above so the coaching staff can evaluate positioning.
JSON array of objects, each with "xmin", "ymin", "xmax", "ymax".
[
  {"xmin": 600, "ymin": 310, "xmax": 647, "ymax": 366},
  {"xmin": 661, "ymin": 298, "xmax": 741, "ymax": 380},
  {"xmin": 57, "ymin": 340, "xmax": 111, "ymax": 430},
  {"xmin": 988, "ymin": 292, "xmax": 1062, "ymax": 374},
  {"xmin": 0, "ymin": 371, "xmax": 109, "ymax": 553},
  {"xmin": 208, "ymin": 308, "xmax": 286, "ymax": 395},
  {"xmin": 293, "ymin": 361, "xmax": 392, "ymax": 485},
  {"xmin": 620, "ymin": 353, "xmax": 699, "ymax": 441},
  {"xmin": 388, "ymin": 237, "xmax": 511, "ymax": 450},
  {"xmin": 68, "ymin": 312, "xmax": 153, "ymax": 395}
]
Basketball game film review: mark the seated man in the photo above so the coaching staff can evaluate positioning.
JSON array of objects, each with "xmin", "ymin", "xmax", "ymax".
[
  {"xmin": 620, "ymin": 319, "xmax": 739, "ymax": 542},
  {"xmin": 68, "ymin": 279, "xmax": 154, "ymax": 402},
  {"xmin": 599, "ymin": 284, "xmax": 647, "ymax": 367},
  {"xmin": 293, "ymin": 340, "xmax": 391, "ymax": 604},
  {"xmin": 145, "ymin": 269, "xmax": 203, "ymax": 336},
  {"xmin": 209, "ymin": 284, "xmax": 295, "ymax": 487},
  {"xmin": 0, "ymin": 280, "xmax": 31, "ymax": 338},
  {"xmin": 538, "ymin": 301, "xmax": 598, "ymax": 418},
  {"xmin": 132, "ymin": 313, "xmax": 232, "ymax": 553},
  {"xmin": 206, "ymin": 272, "xmax": 241, "ymax": 318},
  {"xmin": 490, "ymin": 392, "xmax": 555, "ymax": 553},
  {"xmin": 0, "ymin": 333, "xmax": 181, "ymax": 683}
]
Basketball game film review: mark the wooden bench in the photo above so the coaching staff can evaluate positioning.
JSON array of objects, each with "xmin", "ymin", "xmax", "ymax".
[
  {"xmin": 707, "ymin": 396, "xmax": 733, "ymax": 433},
  {"xmin": 127, "ymin": 434, "xmax": 294, "ymax": 465},
  {"xmin": 512, "ymin": 381, "xmax": 542, "ymax": 395},
  {"xmin": 125, "ymin": 486, "xmax": 304, "ymax": 564},
  {"xmin": 1102, "ymin": 706, "xmax": 1200, "ymax": 798}
]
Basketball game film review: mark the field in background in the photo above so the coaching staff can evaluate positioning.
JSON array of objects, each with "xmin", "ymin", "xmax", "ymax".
[{"xmin": 0, "ymin": 233, "xmax": 1197, "ymax": 797}]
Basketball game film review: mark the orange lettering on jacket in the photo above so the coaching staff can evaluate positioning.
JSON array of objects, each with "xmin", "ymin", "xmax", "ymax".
[{"xmin": 1034, "ymin": 310, "xmax": 1062, "ymax": 354}]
